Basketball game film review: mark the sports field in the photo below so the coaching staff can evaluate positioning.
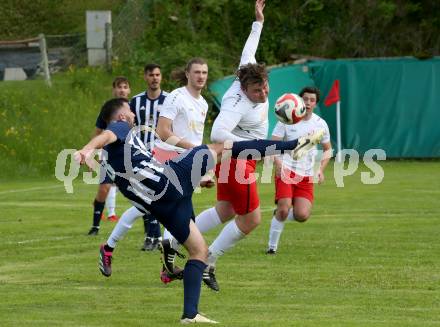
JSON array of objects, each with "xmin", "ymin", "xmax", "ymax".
[{"xmin": 1, "ymin": 160, "xmax": 439, "ymax": 326}]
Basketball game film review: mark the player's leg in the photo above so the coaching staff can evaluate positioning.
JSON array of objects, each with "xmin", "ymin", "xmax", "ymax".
[
  {"xmin": 203, "ymin": 159, "xmax": 259, "ymax": 291},
  {"xmin": 106, "ymin": 185, "xmax": 118, "ymax": 221},
  {"xmin": 291, "ymin": 174, "xmax": 314, "ymax": 222},
  {"xmin": 142, "ymin": 213, "xmax": 162, "ymax": 251},
  {"xmin": 180, "ymin": 221, "xmax": 218, "ymax": 324},
  {"xmin": 267, "ymin": 170, "xmax": 294, "ymax": 254},
  {"xmin": 88, "ymin": 183, "xmax": 111, "ymax": 235},
  {"xmin": 98, "ymin": 206, "xmax": 143, "ymax": 277},
  {"xmin": 158, "ymin": 197, "xmax": 217, "ymax": 323},
  {"xmin": 292, "ymin": 197, "xmax": 313, "ymax": 222},
  {"xmin": 267, "ymin": 198, "xmax": 291, "ymax": 254}
]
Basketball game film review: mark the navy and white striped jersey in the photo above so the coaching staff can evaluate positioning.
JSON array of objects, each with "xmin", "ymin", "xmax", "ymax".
[{"xmin": 129, "ymin": 90, "xmax": 168, "ymax": 150}]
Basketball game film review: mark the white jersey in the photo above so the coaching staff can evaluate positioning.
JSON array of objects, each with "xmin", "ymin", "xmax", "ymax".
[
  {"xmin": 156, "ymin": 86, "xmax": 208, "ymax": 153},
  {"xmin": 211, "ymin": 21, "xmax": 268, "ymax": 142},
  {"xmin": 272, "ymin": 113, "xmax": 331, "ymax": 176}
]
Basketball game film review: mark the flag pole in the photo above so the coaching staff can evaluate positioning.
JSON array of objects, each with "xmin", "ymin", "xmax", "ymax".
[{"xmin": 336, "ymin": 100, "xmax": 342, "ymax": 163}]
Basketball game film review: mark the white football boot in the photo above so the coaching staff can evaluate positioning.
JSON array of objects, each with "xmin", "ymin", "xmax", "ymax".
[
  {"xmin": 292, "ymin": 129, "xmax": 325, "ymax": 160},
  {"xmin": 181, "ymin": 313, "xmax": 219, "ymax": 324}
]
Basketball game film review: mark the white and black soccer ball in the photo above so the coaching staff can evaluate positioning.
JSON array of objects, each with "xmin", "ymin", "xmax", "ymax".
[{"xmin": 274, "ymin": 93, "xmax": 306, "ymax": 125}]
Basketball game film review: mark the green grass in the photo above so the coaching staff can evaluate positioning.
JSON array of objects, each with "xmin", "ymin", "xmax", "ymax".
[{"xmin": 1, "ymin": 161, "xmax": 440, "ymax": 326}]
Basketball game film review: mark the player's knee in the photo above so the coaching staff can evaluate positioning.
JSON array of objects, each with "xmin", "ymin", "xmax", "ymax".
[
  {"xmin": 276, "ymin": 207, "xmax": 289, "ymax": 221},
  {"xmin": 216, "ymin": 204, "xmax": 236, "ymax": 222},
  {"xmin": 294, "ymin": 209, "xmax": 310, "ymax": 222},
  {"xmin": 187, "ymin": 242, "xmax": 209, "ymax": 260}
]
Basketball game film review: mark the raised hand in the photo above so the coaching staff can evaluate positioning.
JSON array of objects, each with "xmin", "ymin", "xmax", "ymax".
[{"xmin": 255, "ymin": 0, "xmax": 265, "ymax": 23}]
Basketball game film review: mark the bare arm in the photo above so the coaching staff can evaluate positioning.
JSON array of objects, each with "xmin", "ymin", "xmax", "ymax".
[
  {"xmin": 271, "ymin": 135, "xmax": 283, "ymax": 176},
  {"xmin": 317, "ymin": 142, "xmax": 332, "ymax": 184},
  {"xmin": 239, "ymin": 0, "xmax": 266, "ymax": 67},
  {"xmin": 156, "ymin": 116, "xmax": 197, "ymax": 150},
  {"xmin": 93, "ymin": 127, "xmax": 104, "ymax": 138},
  {"xmin": 74, "ymin": 130, "xmax": 117, "ymax": 166}
]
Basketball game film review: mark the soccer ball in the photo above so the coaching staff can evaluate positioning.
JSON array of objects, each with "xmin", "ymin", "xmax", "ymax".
[{"xmin": 274, "ymin": 93, "xmax": 306, "ymax": 124}]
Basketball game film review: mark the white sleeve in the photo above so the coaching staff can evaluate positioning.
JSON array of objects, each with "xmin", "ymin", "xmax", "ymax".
[
  {"xmin": 159, "ymin": 92, "xmax": 180, "ymax": 120},
  {"xmin": 211, "ymin": 110, "xmax": 247, "ymax": 142},
  {"xmin": 271, "ymin": 122, "xmax": 286, "ymax": 139},
  {"xmin": 239, "ymin": 21, "xmax": 263, "ymax": 67}
]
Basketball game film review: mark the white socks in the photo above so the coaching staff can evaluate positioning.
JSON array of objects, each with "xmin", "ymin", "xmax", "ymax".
[
  {"xmin": 162, "ymin": 207, "xmax": 222, "ymax": 251},
  {"xmin": 107, "ymin": 206, "xmax": 142, "ymax": 248},
  {"xmin": 287, "ymin": 208, "xmax": 295, "ymax": 221},
  {"xmin": 106, "ymin": 186, "xmax": 117, "ymax": 216},
  {"xmin": 195, "ymin": 207, "xmax": 222, "ymax": 233},
  {"xmin": 208, "ymin": 219, "xmax": 245, "ymax": 266},
  {"xmin": 268, "ymin": 216, "xmax": 285, "ymax": 251},
  {"xmin": 267, "ymin": 208, "xmax": 295, "ymax": 251}
]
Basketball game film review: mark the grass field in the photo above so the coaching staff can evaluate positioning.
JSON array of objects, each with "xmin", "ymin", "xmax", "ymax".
[{"xmin": 1, "ymin": 161, "xmax": 440, "ymax": 326}]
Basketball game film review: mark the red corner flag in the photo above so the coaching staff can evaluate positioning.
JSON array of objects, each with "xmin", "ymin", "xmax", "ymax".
[{"xmin": 324, "ymin": 80, "xmax": 340, "ymax": 106}]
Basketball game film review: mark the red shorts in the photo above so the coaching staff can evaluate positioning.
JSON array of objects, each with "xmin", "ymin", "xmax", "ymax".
[
  {"xmin": 152, "ymin": 147, "xmax": 179, "ymax": 163},
  {"xmin": 215, "ymin": 158, "xmax": 259, "ymax": 215},
  {"xmin": 275, "ymin": 169, "xmax": 314, "ymax": 203}
]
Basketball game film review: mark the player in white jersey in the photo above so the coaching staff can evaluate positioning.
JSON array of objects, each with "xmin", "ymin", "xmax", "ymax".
[
  {"xmin": 155, "ymin": 57, "xmax": 209, "ymax": 158},
  {"xmin": 266, "ymin": 86, "xmax": 332, "ymax": 254},
  {"xmin": 191, "ymin": 0, "xmax": 269, "ymax": 291},
  {"xmin": 155, "ymin": 57, "xmax": 218, "ymax": 282}
]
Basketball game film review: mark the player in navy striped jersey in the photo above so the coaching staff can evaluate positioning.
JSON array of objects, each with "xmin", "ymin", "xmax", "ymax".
[
  {"xmin": 87, "ymin": 76, "xmax": 130, "ymax": 236},
  {"xmin": 129, "ymin": 63, "xmax": 167, "ymax": 251},
  {"xmin": 74, "ymin": 97, "xmax": 323, "ymax": 323},
  {"xmin": 107, "ymin": 64, "xmax": 168, "ymax": 251}
]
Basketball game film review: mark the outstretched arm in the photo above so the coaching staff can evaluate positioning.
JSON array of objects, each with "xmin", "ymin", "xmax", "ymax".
[
  {"xmin": 239, "ymin": 0, "xmax": 266, "ymax": 67},
  {"xmin": 74, "ymin": 130, "xmax": 117, "ymax": 166}
]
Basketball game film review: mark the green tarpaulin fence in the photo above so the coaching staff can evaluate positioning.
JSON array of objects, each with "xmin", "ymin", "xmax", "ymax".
[{"xmin": 209, "ymin": 57, "xmax": 440, "ymax": 158}]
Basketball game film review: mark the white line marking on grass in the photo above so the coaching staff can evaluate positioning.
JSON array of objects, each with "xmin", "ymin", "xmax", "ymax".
[
  {"xmin": 13, "ymin": 236, "xmax": 74, "ymax": 245},
  {"xmin": 0, "ymin": 185, "xmax": 64, "ymax": 195}
]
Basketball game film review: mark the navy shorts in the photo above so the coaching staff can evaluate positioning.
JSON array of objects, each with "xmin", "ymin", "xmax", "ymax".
[{"xmin": 116, "ymin": 145, "xmax": 214, "ymax": 244}]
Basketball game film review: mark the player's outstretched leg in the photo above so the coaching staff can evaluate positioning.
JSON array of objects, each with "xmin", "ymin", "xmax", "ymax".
[{"xmin": 292, "ymin": 129, "xmax": 325, "ymax": 160}]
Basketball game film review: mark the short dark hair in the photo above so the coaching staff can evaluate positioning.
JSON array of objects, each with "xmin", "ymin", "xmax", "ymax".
[
  {"xmin": 236, "ymin": 63, "xmax": 268, "ymax": 90},
  {"xmin": 100, "ymin": 98, "xmax": 129, "ymax": 124},
  {"xmin": 144, "ymin": 63, "xmax": 161, "ymax": 73},
  {"xmin": 171, "ymin": 57, "xmax": 207, "ymax": 86},
  {"xmin": 299, "ymin": 86, "xmax": 321, "ymax": 103},
  {"xmin": 112, "ymin": 76, "xmax": 130, "ymax": 88}
]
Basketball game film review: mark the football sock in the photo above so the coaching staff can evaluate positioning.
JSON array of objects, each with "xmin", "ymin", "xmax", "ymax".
[
  {"xmin": 107, "ymin": 206, "xmax": 142, "ymax": 248},
  {"xmin": 195, "ymin": 207, "xmax": 222, "ymax": 233},
  {"xmin": 208, "ymin": 219, "xmax": 245, "ymax": 266},
  {"xmin": 105, "ymin": 186, "xmax": 117, "ymax": 217},
  {"xmin": 92, "ymin": 200, "xmax": 105, "ymax": 227},
  {"xmin": 143, "ymin": 214, "xmax": 162, "ymax": 238},
  {"xmin": 268, "ymin": 216, "xmax": 285, "ymax": 251},
  {"xmin": 231, "ymin": 139, "xmax": 299, "ymax": 159},
  {"xmin": 287, "ymin": 208, "xmax": 295, "ymax": 221},
  {"xmin": 183, "ymin": 259, "xmax": 206, "ymax": 319}
]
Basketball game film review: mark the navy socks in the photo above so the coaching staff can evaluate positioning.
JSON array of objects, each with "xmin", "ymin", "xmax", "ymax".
[
  {"xmin": 182, "ymin": 259, "xmax": 207, "ymax": 319},
  {"xmin": 92, "ymin": 200, "xmax": 105, "ymax": 227},
  {"xmin": 143, "ymin": 214, "xmax": 162, "ymax": 238}
]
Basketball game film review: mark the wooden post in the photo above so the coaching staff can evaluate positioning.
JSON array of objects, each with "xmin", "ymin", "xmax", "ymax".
[
  {"xmin": 105, "ymin": 23, "xmax": 112, "ymax": 72},
  {"xmin": 38, "ymin": 33, "xmax": 52, "ymax": 87}
]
